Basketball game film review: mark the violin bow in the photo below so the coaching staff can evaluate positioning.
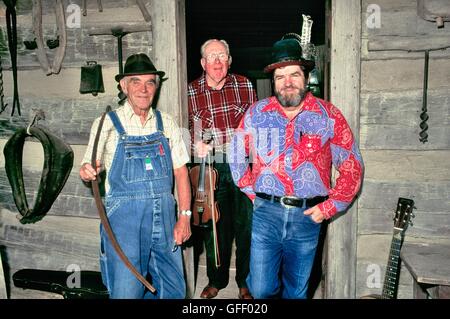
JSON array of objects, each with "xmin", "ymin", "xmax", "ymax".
[{"xmin": 207, "ymin": 151, "xmax": 221, "ymax": 268}]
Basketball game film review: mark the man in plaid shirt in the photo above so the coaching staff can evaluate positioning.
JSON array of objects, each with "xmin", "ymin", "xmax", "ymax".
[{"xmin": 188, "ymin": 39, "xmax": 256, "ymax": 299}]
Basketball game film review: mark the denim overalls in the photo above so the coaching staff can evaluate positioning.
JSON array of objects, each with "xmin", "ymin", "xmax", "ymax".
[{"xmin": 99, "ymin": 110, "xmax": 185, "ymax": 299}]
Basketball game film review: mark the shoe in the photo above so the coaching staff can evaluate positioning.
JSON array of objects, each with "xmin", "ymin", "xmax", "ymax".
[
  {"xmin": 200, "ymin": 285, "xmax": 219, "ymax": 299},
  {"xmin": 238, "ymin": 287, "xmax": 253, "ymax": 299}
]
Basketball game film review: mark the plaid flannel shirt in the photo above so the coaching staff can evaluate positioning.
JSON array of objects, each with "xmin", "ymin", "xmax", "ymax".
[{"xmin": 188, "ymin": 73, "xmax": 257, "ymax": 151}]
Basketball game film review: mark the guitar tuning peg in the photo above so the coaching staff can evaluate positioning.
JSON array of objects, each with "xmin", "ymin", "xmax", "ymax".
[
  {"xmin": 409, "ymin": 221, "xmax": 413, "ymax": 227},
  {"xmin": 411, "ymin": 213, "xmax": 415, "ymax": 218}
]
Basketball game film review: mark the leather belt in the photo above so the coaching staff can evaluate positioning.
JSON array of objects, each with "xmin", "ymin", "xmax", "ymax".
[{"xmin": 255, "ymin": 192, "xmax": 328, "ymax": 209}]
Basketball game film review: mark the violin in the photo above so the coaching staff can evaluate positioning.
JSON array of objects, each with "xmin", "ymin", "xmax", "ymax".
[
  {"xmin": 189, "ymin": 153, "xmax": 221, "ymax": 267},
  {"xmin": 189, "ymin": 156, "xmax": 220, "ymax": 227}
]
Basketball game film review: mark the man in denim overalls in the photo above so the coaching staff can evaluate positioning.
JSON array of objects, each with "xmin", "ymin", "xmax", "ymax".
[{"xmin": 80, "ymin": 53, "xmax": 192, "ymax": 299}]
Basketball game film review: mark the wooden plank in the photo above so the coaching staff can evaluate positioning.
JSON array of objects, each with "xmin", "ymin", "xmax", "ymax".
[
  {"xmin": 0, "ymin": 170, "xmax": 100, "ymax": 219},
  {"xmin": 361, "ymin": 0, "xmax": 448, "ymax": 37},
  {"xmin": 361, "ymin": 59, "xmax": 450, "ymax": 93},
  {"xmin": 361, "ymin": 150, "xmax": 450, "ymax": 181},
  {"xmin": 359, "ymin": 179, "xmax": 450, "ymax": 212},
  {"xmin": 0, "ymin": 95, "xmax": 117, "ymax": 145},
  {"xmin": 361, "ymin": 37, "xmax": 450, "ymax": 61},
  {"xmin": 401, "ymin": 242, "xmax": 450, "ymax": 286},
  {"xmin": 360, "ymin": 90, "xmax": 450, "ymax": 125},
  {"xmin": 0, "ymin": 210, "xmax": 100, "ymax": 268},
  {"xmin": 326, "ymin": 0, "xmax": 361, "ymax": 299},
  {"xmin": 361, "ymin": 124, "xmax": 450, "ymax": 150},
  {"xmin": 359, "ymin": 209, "xmax": 450, "ymax": 237},
  {"xmin": 0, "ymin": 252, "xmax": 6, "ymax": 299},
  {"xmin": 1, "ymin": 68, "xmax": 118, "ymax": 99},
  {"xmin": 360, "ymin": 90, "xmax": 450, "ymax": 149},
  {"xmin": 368, "ymin": 36, "xmax": 450, "ymax": 52}
]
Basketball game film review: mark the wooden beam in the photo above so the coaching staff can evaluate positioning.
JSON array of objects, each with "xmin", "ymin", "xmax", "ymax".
[
  {"xmin": 0, "ymin": 252, "xmax": 6, "ymax": 299},
  {"xmin": 368, "ymin": 36, "xmax": 450, "ymax": 52},
  {"xmin": 148, "ymin": 0, "xmax": 193, "ymax": 298},
  {"xmin": 136, "ymin": 0, "xmax": 152, "ymax": 22},
  {"xmin": 326, "ymin": 0, "xmax": 361, "ymax": 299},
  {"xmin": 149, "ymin": 0, "xmax": 188, "ymax": 128}
]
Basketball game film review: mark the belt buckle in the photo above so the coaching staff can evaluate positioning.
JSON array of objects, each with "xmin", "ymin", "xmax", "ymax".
[{"xmin": 280, "ymin": 195, "xmax": 300, "ymax": 209}]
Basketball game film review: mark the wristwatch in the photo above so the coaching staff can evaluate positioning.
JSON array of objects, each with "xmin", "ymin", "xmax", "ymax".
[{"xmin": 180, "ymin": 210, "xmax": 192, "ymax": 217}]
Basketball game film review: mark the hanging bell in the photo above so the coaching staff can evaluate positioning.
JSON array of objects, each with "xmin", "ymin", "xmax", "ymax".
[{"xmin": 79, "ymin": 61, "xmax": 105, "ymax": 96}]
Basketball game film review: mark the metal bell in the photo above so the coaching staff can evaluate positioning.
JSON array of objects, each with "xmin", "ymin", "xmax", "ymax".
[{"xmin": 79, "ymin": 61, "xmax": 105, "ymax": 96}]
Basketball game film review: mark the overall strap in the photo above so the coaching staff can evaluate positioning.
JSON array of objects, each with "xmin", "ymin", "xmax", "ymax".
[
  {"xmin": 107, "ymin": 111, "xmax": 126, "ymax": 135},
  {"xmin": 153, "ymin": 109, "xmax": 164, "ymax": 133}
]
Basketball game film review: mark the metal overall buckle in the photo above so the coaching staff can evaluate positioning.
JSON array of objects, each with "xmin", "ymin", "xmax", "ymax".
[{"xmin": 280, "ymin": 195, "xmax": 301, "ymax": 209}]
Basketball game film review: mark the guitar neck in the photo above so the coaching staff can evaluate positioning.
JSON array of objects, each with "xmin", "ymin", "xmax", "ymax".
[{"xmin": 381, "ymin": 233, "xmax": 403, "ymax": 299}]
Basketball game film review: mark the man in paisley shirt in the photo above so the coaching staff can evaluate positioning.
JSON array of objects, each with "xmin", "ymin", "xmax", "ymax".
[
  {"xmin": 228, "ymin": 38, "xmax": 363, "ymax": 299},
  {"xmin": 188, "ymin": 39, "xmax": 257, "ymax": 299}
]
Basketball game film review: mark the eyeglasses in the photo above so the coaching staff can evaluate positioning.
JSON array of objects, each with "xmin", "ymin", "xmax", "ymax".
[{"xmin": 204, "ymin": 52, "xmax": 229, "ymax": 64}]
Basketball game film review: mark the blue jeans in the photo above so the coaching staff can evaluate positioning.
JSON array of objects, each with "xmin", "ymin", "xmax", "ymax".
[
  {"xmin": 99, "ymin": 111, "xmax": 185, "ymax": 299},
  {"xmin": 247, "ymin": 197, "xmax": 321, "ymax": 299}
]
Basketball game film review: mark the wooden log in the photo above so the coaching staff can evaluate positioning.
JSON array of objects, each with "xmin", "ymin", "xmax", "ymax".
[
  {"xmin": 361, "ymin": 59, "xmax": 450, "ymax": 92},
  {"xmin": 359, "ymin": 209, "xmax": 450, "ymax": 237},
  {"xmin": 326, "ymin": 0, "xmax": 361, "ymax": 299},
  {"xmin": 360, "ymin": 90, "xmax": 450, "ymax": 125},
  {"xmin": 0, "ymin": 210, "xmax": 100, "ymax": 267},
  {"xmin": 0, "ymin": 253, "xmax": 6, "ymax": 299},
  {"xmin": 360, "ymin": 124, "xmax": 450, "ymax": 150},
  {"xmin": 360, "ymin": 179, "xmax": 450, "ymax": 211},
  {"xmin": 136, "ymin": 0, "xmax": 151, "ymax": 22},
  {"xmin": 368, "ymin": 36, "xmax": 450, "ymax": 52},
  {"xmin": 361, "ymin": 150, "xmax": 450, "ymax": 182}
]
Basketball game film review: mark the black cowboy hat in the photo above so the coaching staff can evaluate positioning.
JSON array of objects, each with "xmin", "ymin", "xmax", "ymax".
[
  {"xmin": 115, "ymin": 53, "xmax": 166, "ymax": 82},
  {"xmin": 264, "ymin": 38, "xmax": 315, "ymax": 73}
]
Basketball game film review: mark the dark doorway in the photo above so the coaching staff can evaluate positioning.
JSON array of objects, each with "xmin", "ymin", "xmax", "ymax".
[
  {"xmin": 185, "ymin": 0, "xmax": 326, "ymax": 86},
  {"xmin": 185, "ymin": 0, "xmax": 328, "ymax": 299}
]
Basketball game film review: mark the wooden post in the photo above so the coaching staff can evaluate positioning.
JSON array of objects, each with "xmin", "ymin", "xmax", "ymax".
[
  {"xmin": 148, "ymin": 0, "xmax": 188, "ymax": 129},
  {"xmin": 148, "ymin": 0, "xmax": 194, "ymax": 298},
  {"xmin": 0, "ymin": 252, "xmax": 6, "ymax": 299},
  {"xmin": 326, "ymin": 0, "xmax": 361, "ymax": 299}
]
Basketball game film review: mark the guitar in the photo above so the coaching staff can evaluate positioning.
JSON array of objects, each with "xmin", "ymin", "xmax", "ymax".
[{"xmin": 362, "ymin": 197, "xmax": 415, "ymax": 299}]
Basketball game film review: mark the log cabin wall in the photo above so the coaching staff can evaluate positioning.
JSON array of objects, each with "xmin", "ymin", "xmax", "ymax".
[
  {"xmin": 0, "ymin": 0, "xmax": 187, "ymax": 298},
  {"xmin": 358, "ymin": 0, "xmax": 450, "ymax": 298}
]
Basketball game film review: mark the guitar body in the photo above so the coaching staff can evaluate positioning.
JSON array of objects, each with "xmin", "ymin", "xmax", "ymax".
[{"xmin": 361, "ymin": 198, "xmax": 415, "ymax": 299}]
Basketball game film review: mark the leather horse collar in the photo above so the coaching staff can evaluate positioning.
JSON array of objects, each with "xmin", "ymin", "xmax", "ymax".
[{"xmin": 3, "ymin": 125, "xmax": 74, "ymax": 224}]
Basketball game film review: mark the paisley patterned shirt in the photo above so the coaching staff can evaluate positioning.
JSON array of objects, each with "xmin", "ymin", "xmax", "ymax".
[{"xmin": 228, "ymin": 92, "xmax": 363, "ymax": 219}]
